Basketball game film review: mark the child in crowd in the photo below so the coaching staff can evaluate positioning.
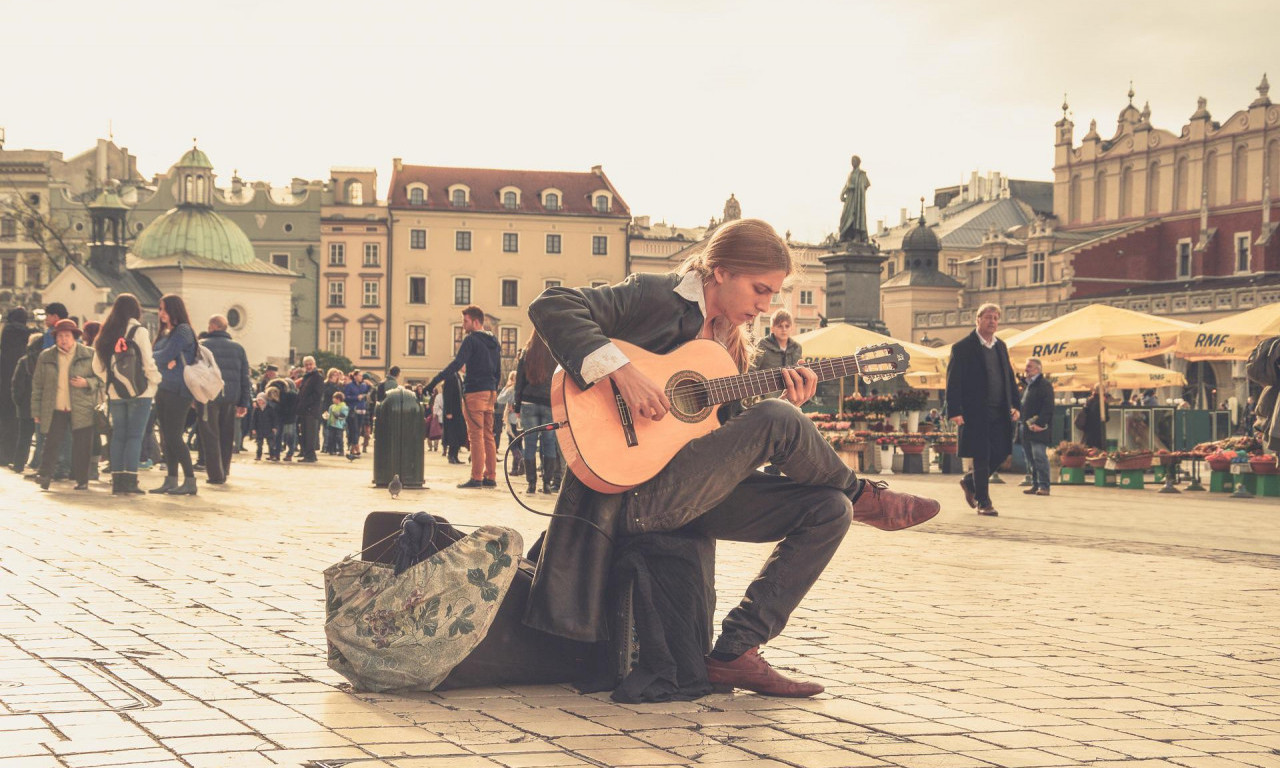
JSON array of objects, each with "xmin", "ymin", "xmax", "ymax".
[
  {"xmin": 250, "ymin": 392, "xmax": 280, "ymax": 461},
  {"xmin": 324, "ymin": 392, "xmax": 349, "ymax": 455}
]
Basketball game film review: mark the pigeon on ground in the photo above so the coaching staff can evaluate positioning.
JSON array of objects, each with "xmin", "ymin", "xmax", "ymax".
[{"xmin": 388, "ymin": 474, "xmax": 402, "ymax": 499}]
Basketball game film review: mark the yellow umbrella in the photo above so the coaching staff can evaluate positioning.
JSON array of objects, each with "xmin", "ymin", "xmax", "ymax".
[
  {"xmin": 1045, "ymin": 358, "xmax": 1187, "ymax": 391},
  {"xmin": 1176, "ymin": 303, "xmax": 1280, "ymax": 361},
  {"xmin": 1005, "ymin": 305, "xmax": 1194, "ymax": 364},
  {"xmin": 792, "ymin": 323, "xmax": 945, "ymax": 376}
]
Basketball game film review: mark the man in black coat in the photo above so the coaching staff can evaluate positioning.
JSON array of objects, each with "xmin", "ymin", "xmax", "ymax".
[
  {"xmin": 296, "ymin": 356, "xmax": 324, "ymax": 462},
  {"xmin": 197, "ymin": 315, "xmax": 252, "ymax": 483},
  {"xmin": 1018, "ymin": 357, "xmax": 1055, "ymax": 496},
  {"xmin": 945, "ymin": 303, "xmax": 1020, "ymax": 516},
  {"xmin": 0, "ymin": 307, "xmax": 31, "ymax": 465}
]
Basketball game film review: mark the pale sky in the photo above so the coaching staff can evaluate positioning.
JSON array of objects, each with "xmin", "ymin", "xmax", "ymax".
[{"xmin": 5, "ymin": 0, "xmax": 1276, "ymax": 243}]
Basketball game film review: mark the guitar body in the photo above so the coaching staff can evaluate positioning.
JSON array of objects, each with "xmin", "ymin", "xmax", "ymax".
[{"xmin": 552, "ymin": 338, "xmax": 738, "ymax": 494}]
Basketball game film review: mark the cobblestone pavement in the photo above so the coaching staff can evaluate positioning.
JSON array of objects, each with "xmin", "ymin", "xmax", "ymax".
[{"xmin": 1, "ymin": 449, "xmax": 1279, "ymax": 768}]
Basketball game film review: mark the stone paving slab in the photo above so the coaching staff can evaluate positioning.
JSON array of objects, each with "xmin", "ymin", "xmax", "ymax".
[{"xmin": 0, "ymin": 451, "xmax": 1278, "ymax": 767}]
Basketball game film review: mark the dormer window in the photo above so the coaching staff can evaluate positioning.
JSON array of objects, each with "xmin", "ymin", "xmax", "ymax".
[
  {"xmin": 347, "ymin": 180, "xmax": 364, "ymax": 205},
  {"xmin": 451, "ymin": 188, "xmax": 468, "ymax": 207},
  {"xmin": 409, "ymin": 187, "xmax": 424, "ymax": 205},
  {"xmin": 542, "ymin": 190, "xmax": 563, "ymax": 211},
  {"xmin": 503, "ymin": 191, "xmax": 518, "ymax": 210},
  {"xmin": 594, "ymin": 194, "xmax": 610, "ymax": 213}
]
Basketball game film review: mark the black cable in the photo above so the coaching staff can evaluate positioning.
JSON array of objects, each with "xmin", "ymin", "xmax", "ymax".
[{"xmin": 502, "ymin": 420, "xmax": 615, "ymax": 545}]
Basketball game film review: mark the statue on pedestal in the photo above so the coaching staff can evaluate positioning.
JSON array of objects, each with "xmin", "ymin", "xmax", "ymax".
[{"xmin": 838, "ymin": 155, "xmax": 871, "ymax": 244}]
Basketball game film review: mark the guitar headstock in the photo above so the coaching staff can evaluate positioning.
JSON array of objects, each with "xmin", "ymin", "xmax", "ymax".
[{"xmin": 854, "ymin": 343, "xmax": 910, "ymax": 382}]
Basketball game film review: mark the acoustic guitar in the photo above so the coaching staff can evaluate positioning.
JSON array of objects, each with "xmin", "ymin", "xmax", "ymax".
[{"xmin": 551, "ymin": 338, "xmax": 910, "ymax": 494}]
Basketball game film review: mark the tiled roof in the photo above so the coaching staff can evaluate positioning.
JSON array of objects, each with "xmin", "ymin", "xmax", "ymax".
[
  {"xmin": 939, "ymin": 199, "xmax": 1036, "ymax": 248},
  {"xmin": 388, "ymin": 164, "xmax": 629, "ymax": 216},
  {"xmin": 127, "ymin": 252, "xmax": 296, "ymax": 277}
]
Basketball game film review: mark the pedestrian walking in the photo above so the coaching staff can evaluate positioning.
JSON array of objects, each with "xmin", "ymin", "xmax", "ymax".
[
  {"xmin": 440, "ymin": 371, "xmax": 466, "ymax": 464},
  {"xmin": 250, "ymin": 391, "xmax": 280, "ymax": 460},
  {"xmin": 1019, "ymin": 357, "xmax": 1054, "ymax": 497},
  {"xmin": 513, "ymin": 333, "xmax": 556, "ymax": 494},
  {"xmin": 426, "ymin": 305, "xmax": 501, "ymax": 489},
  {"xmin": 324, "ymin": 392, "xmax": 348, "ymax": 454},
  {"xmin": 9, "ymin": 332, "xmax": 43, "ymax": 473},
  {"xmin": 197, "ymin": 315, "xmax": 252, "ymax": 484},
  {"xmin": 31, "ymin": 319, "xmax": 102, "ymax": 490},
  {"xmin": 296, "ymin": 356, "xmax": 324, "ymax": 463},
  {"xmin": 343, "ymin": 370, "xmax": 370, "ymax": 458},
  {"xmin": 91, "ymin": 293, "xmax": 162, "ymax": 495},
  {"xmin": 946, "ymin": 303, "xmax": 1020, "ymax": 517},
  {"xmin": 0, "ymin": 307, "xmax": 31, "ymax": 467},
  {"xmin": 150, "ymin": 294, "xmax": 199, "ymax": 495}
]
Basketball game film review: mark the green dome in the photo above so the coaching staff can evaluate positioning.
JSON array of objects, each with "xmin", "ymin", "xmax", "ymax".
[
  {"xmin": 132, "ymin": 206, "xmax": 256, "ymax": 266},
  {"xmin": 174, "ymin": 147, "xmax": 213, "ymax": 169},
  {"xmin": 88, "ymin": 188, "xmax": 129, "ymax": 211}
]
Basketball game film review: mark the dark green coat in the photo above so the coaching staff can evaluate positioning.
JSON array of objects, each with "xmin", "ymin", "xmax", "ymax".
[{"xmin": 30, "ymin": 344, "xmax": 102, "ymax": 434}]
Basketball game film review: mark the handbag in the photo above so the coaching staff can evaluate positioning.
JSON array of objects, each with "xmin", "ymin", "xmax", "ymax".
[
  {"xmin": 93, "ymin": 398, "xmax": 111, "ymax": 433},
  {"xmin": 324, "ymin": 515, "xmax": 523, "ymax": 692}
]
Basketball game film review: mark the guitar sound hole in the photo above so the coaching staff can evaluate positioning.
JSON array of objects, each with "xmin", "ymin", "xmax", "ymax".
[{"xmin": 667, "ymin": 374, "xmax": 710, "ymax": 423}]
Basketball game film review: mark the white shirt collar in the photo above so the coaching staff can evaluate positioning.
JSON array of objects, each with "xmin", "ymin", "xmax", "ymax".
[
  {"xmin": 977, "ymin": 331, "xmax": 997, "ymax": 349},
  {"xmin": 674, "ymin": 271, "xmax": 707, "ymax": 319}
]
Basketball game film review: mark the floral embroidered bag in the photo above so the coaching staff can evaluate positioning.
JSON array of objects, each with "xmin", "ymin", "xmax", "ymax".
[{"xmin": 324, "ymin": 522, "xmax": 522, "ymax": 692}]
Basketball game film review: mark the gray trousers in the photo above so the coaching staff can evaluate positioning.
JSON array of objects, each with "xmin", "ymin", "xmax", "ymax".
[{"xmin": 624, "ymin": 399, "xmax": 858, "ymax": 656}]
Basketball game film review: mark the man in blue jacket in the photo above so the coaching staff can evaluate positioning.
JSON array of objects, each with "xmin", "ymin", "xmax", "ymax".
[
  {"xmin": 198, "ymin": 315, "xmax": 252, "ymax": 484},
  {"xmin": 427, "ymin": 305, "xmax": 502, "ymax": 489}
]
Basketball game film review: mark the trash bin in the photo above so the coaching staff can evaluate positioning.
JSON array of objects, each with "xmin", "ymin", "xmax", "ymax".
[{"xmin": 373, "ymin": 388, "xmax": 425, "ymax": 488}]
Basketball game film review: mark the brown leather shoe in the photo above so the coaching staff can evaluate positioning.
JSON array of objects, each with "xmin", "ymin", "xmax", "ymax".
[
  {"xmin": 704, "ymin": 648, "xmax": 823, "ymax": 698},
  {"xmin": 959, "ymin": 473, "xmax": 978, "ymax": 508},
  {"xmin": 1036, "ymin": 489, "xmax": 1050, "ymax": 496},
  {"xmin": 851, "ymin": 480, "xmax": 940, "ymax": 532},
  {"xmin": 978, "ymin": 506, "xmax": 999, "ymax": 516}
]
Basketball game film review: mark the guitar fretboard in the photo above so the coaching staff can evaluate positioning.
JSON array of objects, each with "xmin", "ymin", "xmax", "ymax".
[{"xmin": 696, "ymin": 353, "xmax": 888, "ymax": 406}]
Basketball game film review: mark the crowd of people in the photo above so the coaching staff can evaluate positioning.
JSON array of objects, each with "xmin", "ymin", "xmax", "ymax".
[{"xmin": 0, "ymin": 296, "xmax": 569, "ymax": 497}]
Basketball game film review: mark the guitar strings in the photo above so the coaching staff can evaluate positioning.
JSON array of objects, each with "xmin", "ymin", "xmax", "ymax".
[{"xmin": 664, "ymin": 353, "xmax": 905, "ymax": 403}]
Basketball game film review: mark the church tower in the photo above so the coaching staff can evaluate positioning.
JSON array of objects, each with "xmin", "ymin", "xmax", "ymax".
[{"xmin": 87, "ymin": 186, "xmax": 130, "ymax": 277}]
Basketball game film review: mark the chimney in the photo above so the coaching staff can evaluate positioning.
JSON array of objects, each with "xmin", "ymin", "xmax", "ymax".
[
  {"xmin": 900, "ymin": 208, "xmax": 908, "ymax": 226},
  {"xmin": 591, "ymin": 164, "xmax": 603, "ymax": 176},
  {"xmin": 876, "ymin": 218, "xmax": 885, "ymax": 235},
  {"xmin": 393, "ymin": 157, "xmax": 403, "ymax": 173},
  {"xmin": 633, "ymin": 215, "xmax": 650, "ymax": 228}
]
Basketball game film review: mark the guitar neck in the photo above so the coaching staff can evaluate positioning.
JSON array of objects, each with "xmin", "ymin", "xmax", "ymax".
[{"xmin": 704, "ymin": 356, "xmax": 863, "ymax": 405}]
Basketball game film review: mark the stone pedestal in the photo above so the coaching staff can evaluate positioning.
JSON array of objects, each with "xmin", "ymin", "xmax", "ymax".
[{"xmin": 819, "ymin": 241, "xmax": 888, "ymax": 333}]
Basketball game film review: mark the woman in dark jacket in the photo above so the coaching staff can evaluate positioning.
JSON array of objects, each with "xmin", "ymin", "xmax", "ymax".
[
  {"xmin": 9, "ymin": 332, "xmax": 42, "ymax": 472},
  {"xmin": 514, "ymin": 333, "xmax": 556, "ymax": 493},
  {"xmin": 440, "ymin": 371, "xmax": 467, "ymax": 464},
  {"xmin": 150, "ymin": 294, "xmax": 198, "ymax": 495}
]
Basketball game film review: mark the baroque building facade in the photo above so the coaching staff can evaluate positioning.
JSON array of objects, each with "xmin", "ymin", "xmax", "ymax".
[
  {"xmin": 385, "ymin": 161, "xmax": 630, "ymax": 382},
  {"xmin": 320, "ymin": 167, "xmax": 388, "ymax": 370},
  {"xmin": 888, "ymin": 78, "xmax": 1280, "ymax": 406}
]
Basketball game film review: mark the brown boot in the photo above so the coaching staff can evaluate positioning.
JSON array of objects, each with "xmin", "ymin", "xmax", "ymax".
[
  {"xmin": 851, "ymin": 480, "xmax": 940, "ymax": 531},
  {"xmin": 704, "ymin": 648, "xmax": 823, "ymax": 698}
]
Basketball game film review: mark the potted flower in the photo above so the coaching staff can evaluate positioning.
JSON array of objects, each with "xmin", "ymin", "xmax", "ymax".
[
  {"xmin": 896, "ymin": 434, "xmax": 926, "ymax": 455},
  {"xmin": 1110, "ymin": 450, "xmax": 1153, "ymax": 471},
  {"xmin": 1205, "ymin": 450, "xmax": 1235, "ymax": 473},
  {"xmin": 1055, "ymin": 441, "xmax": 1089, "ymax": 469},
  {"xmin": 1249, "ymin": 453, "xmax": 1279, "ymax": 475},
  {"xmin": 932, "ymin": 432, "xmax": 958, "ymax": 455}
]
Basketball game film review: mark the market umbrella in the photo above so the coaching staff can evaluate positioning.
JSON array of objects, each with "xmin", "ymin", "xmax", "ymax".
[
  {"xmin": 1045, "ymin": 358, "xmax": 1188, "ymax": 392},
  {"xmin": 1175, "ymin": 302, "xmax": 1280, "ymax": 361},
  {"xmin": 1005, "ymin": 305, "xmax": 1193, "ymax": 418},
  {"xmin": 791, "ymin": 323, "xmax": 945, "ymax": 405}
]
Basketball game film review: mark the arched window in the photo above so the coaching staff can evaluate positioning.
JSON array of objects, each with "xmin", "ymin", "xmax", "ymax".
[
  {"xmin": 544, "ymin": 192, "xmax": 560, "ymax": 211},
  {"xmin": 451, "ymin": 189, "xmax": 467, "ymax": 207},
  {"xmin": 1068, "ymin": 174, "xmax": 1082, "ymax": 224},
  {"xmin": 1146, "ymin": 161, "xmax": 1161, "ymax": 214},
  {"xmin": 1119, "ymin": 166, "xmax": 1132, "ymax": 218},
  {"xmin": 195, "ymin": 175, "xmax": 205, "ymax": 203},
  {"xmin": 1174, "ymin": 156, "xmax": 1189, "ymax": 210},
  {"xmin": 594, "ymin": 194, "xmax": 609, "ymax": 213},
  {"xmin": 1093, "ymin": 170, "xmax": 1108, "ymax": 221},
  {"xmin": 503, "ymin": 191, "xmax": 518, "ymax": 210},
  {"xmin": 409, "ymin": 187, "xmax": 424, "ymax": 205},
  {"xmin": 184, "ymin": 174, "xmax": 193, "ymax": 202},
  {"xmin": 347, "ymin": 180, "xmax": 364, "ymax": 205},
  {"xmin": 1233, "ymin": 144, "xmax": 1249, "ymax": 202}
]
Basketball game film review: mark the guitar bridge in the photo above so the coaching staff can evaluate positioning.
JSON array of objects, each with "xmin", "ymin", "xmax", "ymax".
[{"xmin": 611, "ymin": 380, "xmax": 639, "ymax": 447}]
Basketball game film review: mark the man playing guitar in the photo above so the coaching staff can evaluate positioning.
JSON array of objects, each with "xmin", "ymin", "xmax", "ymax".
[{"xmin": 527, "ymin": 218, "xmax": 940, "ymax": 697}]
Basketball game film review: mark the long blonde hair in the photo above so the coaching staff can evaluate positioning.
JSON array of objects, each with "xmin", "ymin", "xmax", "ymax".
[{"xmin": 678, "ymin": 218, "xmax": 792, "ymax": 372}]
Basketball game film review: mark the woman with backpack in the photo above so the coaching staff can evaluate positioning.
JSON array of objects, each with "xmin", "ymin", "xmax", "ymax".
[
  {"xmin": 151, "ymin": 294, "xmax": 199, "ymax": 495},
  {"xmin": 92, "ymin": 293, "xmax": 162, "ymax": 495}
]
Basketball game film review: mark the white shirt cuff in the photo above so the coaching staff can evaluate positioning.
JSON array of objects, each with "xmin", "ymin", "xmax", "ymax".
[{"xmin": 580, "ymin": 342, "xmax": 630, "ymax": 385}]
